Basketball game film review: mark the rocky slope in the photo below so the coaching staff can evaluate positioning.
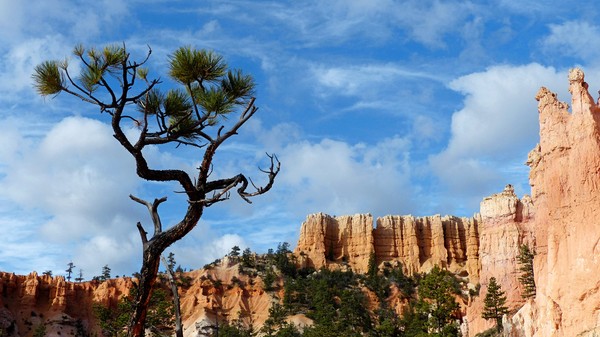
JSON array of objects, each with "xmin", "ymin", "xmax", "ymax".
[
  {"xmin": 0, "ymin": 271, "xmax": 133, "ymax": 337},
  {"xmin": 0, "ymin": 259, "xmax": 276, "ymax": 337}
]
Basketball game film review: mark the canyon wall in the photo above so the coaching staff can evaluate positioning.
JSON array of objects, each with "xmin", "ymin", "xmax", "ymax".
[
  {"xmin": 294, "ymin": 212, "xmax": 481, "ymax": 279},
  {"xmin": 295, "ymin": 192, "xmax": 527, "ymax": 287},
  {"xmin": 465, "ymin": 186, "xmax": 535, "ymax": 335},
  {"xmin": 0, "ymin": 261, "xmax": 275, "ymax": 337},
  {"xmin": 508, "ymin": 68, "xmax": 600, "ymax": 336},
  {"xmin": 0, "ymin": 271, "xmax": 133, "ymax": 337}
]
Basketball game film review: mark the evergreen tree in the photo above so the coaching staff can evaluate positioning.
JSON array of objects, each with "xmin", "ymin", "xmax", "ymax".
[
  {"xmin": 517, "ymin": 244, "xmax": 536, "ymax": 299},
  {"xmin": 416, "ymin": 266, "xmax": 460, "ymax": 336},
  {"xmin": 66, "ymin": 261, "xmax": 76, "ymax": 282},
  {"xmin": 101, "ymin": 265, "xmax": 112, "ymax": 281},
  {"xmin": 230, "ymin": 246, "xmax": 241, "ymax": 259},
  {"xmin": 75, "ymin": 269, "xmax": 84, "ymax": 282},
  {"xmin": 241, "ymin": 248, "xmax": 254, "ymax": 268},
  {"xmin": 34, "ymin": 43, "xmax": 280, "ymax": 337},
  {"xmin": 42, "ymin": 270, "xmax": 52, "ymax": 277},
  {"xmin": 167, "ymin": 252, "xmax": 177, "ymax": 271},
  {"xmin": 482, "ymin": 277, "xmax": 509, "ymax": 332},
  {"xmin": 367, "ymin": 251, "xmax": 378, "ymax": 278}
]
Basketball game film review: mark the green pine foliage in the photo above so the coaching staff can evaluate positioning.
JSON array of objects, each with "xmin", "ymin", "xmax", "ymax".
[
  {"xmin": 482, "ymin": 277, "xmax": 508, "ymax": 332},
  {"xmin": 517, "ymin": 244, "xmax": 536, "ymax": 299},
  {"xmin": 414, "ymin": 266, "xmax": 461, "ymax": 336},
  {"xmin": 93, "ymin": 287, "xmax": 174, "ymax": 337}
]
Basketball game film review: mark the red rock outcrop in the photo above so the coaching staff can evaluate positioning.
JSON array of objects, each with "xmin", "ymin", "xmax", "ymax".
[
  {"xmin": 465, "ymin": 185, "xmax": 534, "ymax": 335},
  {"xmin": 506, "ymin": 68, "xmax": 600, "ymax": 336},
  {"xmin": 0, "ymin": 271, "xmax": 133, "ymax": 337},
  {"xmin": 295, "ymin": 213, "xmax": 375, "ymax": 273},
  {"xmin": 295, "ymin": 212, "xmax": 481, "ymax": 280},
  {"xmin": 0, "ymin": 262, "xmax": 275, "ymax": 337}
]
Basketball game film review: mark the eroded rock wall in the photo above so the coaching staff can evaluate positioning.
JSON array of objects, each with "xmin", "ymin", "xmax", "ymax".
[
  {"xmin": 466, "ymin": 185, "xmax": 535, "ymax": 335},
  {"xmin": 0, "ymin": 271, "xmax": 132, "ymax": 337},
  {"xmin": 510, "ymin": 68, "xmax": 600, "ymax": 336},
  {"xmin": 295, "ymin": 212, "xmax": 481, "ymax": 278}
]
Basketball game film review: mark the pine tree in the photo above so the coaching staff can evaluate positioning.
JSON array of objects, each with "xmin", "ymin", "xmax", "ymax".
[
  {"xmin": 230, "ymin": 245, "xmax": 241, "ymax": 257},
  {"xmin": 66, "ymin": 261, "xmax": 76, "ymax": 282},
  {"xmin": 75, "ymin": 269, "xmax": 84, "ymax": 282},
  {"xmin": 416, "ymin": 266, "xmax": 460, "ymax": 336},
  {"xmin": 34, "ymin": 44, "xmax": 280, "ymax": 337},
  {"xmin": 482, "ymin": 277, "xmax": 509, "ymax": 332},
  {"xmin": 167, "ymin": 252, "xmax": 177, "ymax": 271},
  {"xmin": 517, "ymin": 244, "xmax": 536, "ymax": 299},
  {"xmin": 101, "ymin": 265, "xmax": 111, "ymax": 281}
]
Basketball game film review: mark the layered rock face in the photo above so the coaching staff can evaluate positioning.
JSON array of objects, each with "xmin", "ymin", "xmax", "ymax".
[
  {"xmin": 294, "ymin": 212, "xmax": 481, "ymax": 279},
  {"xmin": 510, "ymin": 69, "xmax": 600, "ymax": 336},
  {"xmin": 0, "ymin": 271, "xmax": 133, "ymax": 337},
  {"xmin": 0, "ymin": 263, "xmax": 274, "ymax": 337},
  {"xmin": 295, "ymin": 213, "xmax": 374, "ymax": 273},
  {"xmin": 465, "ymin": 185, "xmax": 534, "ymax": 335}
]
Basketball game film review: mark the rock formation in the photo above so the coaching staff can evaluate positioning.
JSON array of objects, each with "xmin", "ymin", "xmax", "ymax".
[
  {"xmin": 295, "ymin": 212, "xmax": 481, "ymax": 281},
  {"xmin": 0, "ymin": 271, "xmax": 133, "ymax": 337},
  {"xmin": 0, "ymin": 262, "xmax": 274, "ymax": 337},
  {"xmin": 505, "ymin": 68, "xmax": 600, "ymax": 336},
  {"xmin": 466, "ymin": 185, "xmax": 535, "ymax": 334},
  {"xmin": 294, "ymin": 69, "xmax": 600, "ymax": 336}
]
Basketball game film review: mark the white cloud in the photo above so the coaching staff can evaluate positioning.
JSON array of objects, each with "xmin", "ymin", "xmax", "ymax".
[
  {"xmin": 314, "ymin": 64, "xmax": 442, "ymax": 97},
  {"xmin": 541, "ymin": 21, "xmax": 600, "ymax": 64},
  {"xmin": 392, "ymin": 0, "xmax": 476, "ymax": 48},
  {"xmin": 0, "ymin": 35, "xmax": 73, "ymax": 99},
  {"xmin": 0, "ymin": 1, "xmax": 130, "ymax": 44},
  {"xmin": 277, "ymin": 136, "xmax": 416, "ymax": 217},
  {"xmin": 0, "ymin": 116, "xmax": 144, "ymax": 276},
  {"xmin": 429, "ymin": 63, "xmax": 566, "ymax": 209}
]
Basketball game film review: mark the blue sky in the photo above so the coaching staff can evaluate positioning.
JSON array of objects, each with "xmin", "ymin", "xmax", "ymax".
[{"xmin": 1, "ymin": 0, "xmax": 600, "ymax": 278}]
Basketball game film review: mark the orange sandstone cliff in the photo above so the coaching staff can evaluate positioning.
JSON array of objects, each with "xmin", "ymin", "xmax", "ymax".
[
  {"xmin": 294, "ymin": 68, "xmax": 600, "ymax": 336},
  {"xmin": 0, "ymin": 260, "xmax": 276, "ymax": 337},
  {"xmin": 505, "ymin": 68, "xmax": 600, "ymax": 337},
  {"xmin": 295, "ymin": 212, "xmax": 482, "ymax": 281}
]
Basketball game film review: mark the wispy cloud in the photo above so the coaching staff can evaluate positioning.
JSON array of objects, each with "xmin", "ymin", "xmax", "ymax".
[{"xmin": 541, "ymin": 21, "xmax": 600, "ymax": 65}]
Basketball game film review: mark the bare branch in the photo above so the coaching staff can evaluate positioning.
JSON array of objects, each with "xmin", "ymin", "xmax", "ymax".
[
  {"xmin": 130, "ymin": 195, "xmax": 168, "ymax": 237},
  {"xmin": 137, "ymin": 222, "xmax": 148, "ymax": 244},
  {"xmin": 238, "ymin": 153, "xmax": 281, "ymax": 201}
]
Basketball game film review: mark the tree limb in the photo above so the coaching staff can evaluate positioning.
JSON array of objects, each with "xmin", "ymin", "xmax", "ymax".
[{"xmin": 130, "ymin": 195, "xmax": 168, "ymax": 237}]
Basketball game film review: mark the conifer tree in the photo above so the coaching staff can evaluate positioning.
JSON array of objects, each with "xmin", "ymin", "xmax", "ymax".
[
  {"xmin": 34, "ymin": 44, "xmax": 279, "ymax": 337},
  {"xmin": 66, "ymin": 261, "xmax": 76, "ymax": 282},
  {"xmin": 482, "ymin": 277, "xmax": 509, "ymax": 332},
  {"xmin": 75, "ymin": 269, "xmax": 84, "ymax": 282},
  {"xmin": 416, "ymin": 266, "xmax": 460, "ymax": 336},
  {"xmin": 517, "ymin": 244, "xmax": 536, "ymax": 299},
  {"xmin": 101, "ymin": 265, "xmax": 111, "ymax": 281}
]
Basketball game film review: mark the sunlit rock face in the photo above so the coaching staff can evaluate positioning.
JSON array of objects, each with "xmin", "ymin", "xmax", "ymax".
[
  {"xmin": 505, "ymin": 68, "xmax": 600, "ymax": 337},
  {"xmin": 295, "ymin": 212, "xmax": 481, "ymax": 280},
  {"xmin": 0, "ymin": 263, "xmax": 276, "ymax": 337},
  {"xmin": 296, "ymin": 69, "xmax": 600, "ymax": 336},
  {"xmin": 466, "ymin": 185, "xmax": 535, "ymax": 335},
  {"xmin": 0, "ymin": 271, "xmax": 133, "ymax": 337}
]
